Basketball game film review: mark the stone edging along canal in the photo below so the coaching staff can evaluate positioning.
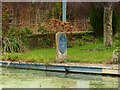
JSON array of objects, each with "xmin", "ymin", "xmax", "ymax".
[{"xmin": 0, "ymin": 61, "xmax": 119, "ymax": 76}]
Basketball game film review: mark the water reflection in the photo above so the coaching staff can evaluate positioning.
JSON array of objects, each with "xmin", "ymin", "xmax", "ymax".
[{"xmin": 0, "ymin": 67, "xmax": 119, "ymax": 88}]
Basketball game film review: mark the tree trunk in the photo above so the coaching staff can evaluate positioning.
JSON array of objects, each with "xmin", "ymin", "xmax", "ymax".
[{"xmin": 103, "ymin": 3, "xmax": 113, "ymax": 46}]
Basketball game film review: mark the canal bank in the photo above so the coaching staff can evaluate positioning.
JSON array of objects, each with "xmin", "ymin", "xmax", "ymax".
[{"xmin": 0, "ymin": 61, "xmax": 119, "ymax": 76}]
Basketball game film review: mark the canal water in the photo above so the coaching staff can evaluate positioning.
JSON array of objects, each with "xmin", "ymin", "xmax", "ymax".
[{"xmin": 0, "ymin": 67, "xmax": 119, "ymax": 88}]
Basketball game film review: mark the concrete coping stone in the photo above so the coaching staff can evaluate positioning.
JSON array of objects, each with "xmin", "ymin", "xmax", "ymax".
[
  {"xmin": 0, "ymin": 60, "xmax": 119, "ymax": 70},
  {"xmin": 0, "ymin": 60, "xmax": 119, "ymax": 76}
]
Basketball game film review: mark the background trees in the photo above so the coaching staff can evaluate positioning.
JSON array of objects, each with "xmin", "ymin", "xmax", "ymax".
[{"xmin": 2, "ymin": 2, "xmax": 120, "ymax": 48}]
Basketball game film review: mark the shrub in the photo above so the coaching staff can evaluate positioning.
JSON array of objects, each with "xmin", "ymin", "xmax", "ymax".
[
  {"xmin": 114, "ymin": 33, "xmax": 120, "ymax": 47},
  {"xmin": 37, "ymin": 26, "xmax": 48, "ymax": 34},
  {"xmin": 112, "ymin": 47, "xmax": 120, "ymax": 64},
  {"xmin": 75, "ymin": 38, "xmax": 85, "ymax": 46},
  {"xmin": 67, "ymin": 33, "xmax": 99, "ymax": 48},
  {"xmin": 2, "ymin": 27, "xmax": 32, "ymax": 53}
]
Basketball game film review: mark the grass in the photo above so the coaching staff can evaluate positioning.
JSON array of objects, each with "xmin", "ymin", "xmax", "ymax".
[
  {"xmin": 1, "ymin": 43, "xmax": 115, "ymax": 64},
  {"xmin": 67, "ymin": 43, "xmax": 115, "ymax": 63}
]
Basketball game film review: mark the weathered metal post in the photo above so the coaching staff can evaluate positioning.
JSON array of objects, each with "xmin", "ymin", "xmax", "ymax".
[{"xmin": 62, "ymin": 0, "xmax": 67, "ymax": 22}]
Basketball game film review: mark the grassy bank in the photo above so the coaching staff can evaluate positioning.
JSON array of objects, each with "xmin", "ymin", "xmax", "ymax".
[
  {"xmin": 1, "ymin": 43, "xmax": 115, "ymax": 64},
  {"xmin": 67, "ymin": 43, "xmax": 114, "ymax": 63}
]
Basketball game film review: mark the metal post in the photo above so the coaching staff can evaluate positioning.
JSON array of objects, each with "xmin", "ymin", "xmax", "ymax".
[{"xmin": 62, "ymin": 0, "xmax": 67, "ymax": 22}]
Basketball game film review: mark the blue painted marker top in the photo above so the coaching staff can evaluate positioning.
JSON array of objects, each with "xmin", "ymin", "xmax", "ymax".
[{"xmin": 59, "ymin": 34, "xmax": 67, "ymax": 54}]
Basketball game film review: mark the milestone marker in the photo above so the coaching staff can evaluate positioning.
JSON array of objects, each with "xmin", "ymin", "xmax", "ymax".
[{"xmin": 56, "ymin": 32, "xmax": 67, "ymax": 62}]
